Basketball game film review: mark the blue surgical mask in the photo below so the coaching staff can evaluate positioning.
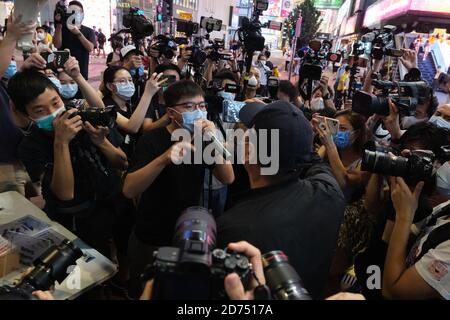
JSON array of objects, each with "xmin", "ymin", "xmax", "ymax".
[
  {"xmin": 130, "ymin": 65, "xmax": 145, "ymax": 77},
  {"xmin": 176, "ymin": 109, "xmax": 208, "ymax": 132},
  {"xmin": 437, "ymin": 161, "xmax": 450, "ymax": 199},
  {"xmin": 116, "ymin": 81, "xmax": 135, "ymax": 100},
  {"xmin": 60, "ymin": 83, "xmax": 79, "ymax": 99},
  {"xmin": 49, "ymin": 77, "xmax": 62, "ymax": 93},
  {"xmin": 3, "ymin": 61, "xmax": 17, "ymax": 80},
  {"xmin": 34, "ymin": 106, "xmax": 66, "ymax": 131},
  {"xmin": 218, "ymin": 90, "xmax": 235, "ymax": 101},
  {"xmin": 429, "ymin": 115, "xmax": 450, "ymax": 129},
  {"xmin": 333, "ymin": 131, "xmax": 352, "ymax": 150}
]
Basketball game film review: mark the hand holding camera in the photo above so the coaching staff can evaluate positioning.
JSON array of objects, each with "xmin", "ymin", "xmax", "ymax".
[
  {"xmin": 21, "ymin": 53, "xmax": 47, "ymax": 71},
  {"xmin": 83, "ymin": 121, "xmax": 109, "ymax": 147},
  {"xmin": 390, "ymin": 176, "xmax": 424, "ymax": 223},
  {"xmin": 382, "ymin": 99, "xmax": 402, "ymax": 140},
  {"xmin": 54, "ymin": 109, "xmax": 83, "ymax": 144},
  {"xmin": 399, "ymin": 49, "xmax": 418, "ymax": 72}
]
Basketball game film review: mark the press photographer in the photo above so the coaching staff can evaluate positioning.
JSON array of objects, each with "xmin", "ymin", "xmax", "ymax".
[
  {"xmin": 8, "ymin": 68, "xmax": 127, "ymax": 258},
  {"xmin": 53, "ymin": 1, "xmax": 95, "ymax": 80}
]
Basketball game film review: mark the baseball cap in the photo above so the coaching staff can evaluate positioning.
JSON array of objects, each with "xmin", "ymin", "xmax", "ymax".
[
  {"xmin": 239, "ymin": 101, "xmax": 266, "ymax": 127},
  {"xmin": 120, "ymin": 45, "xmax": 143, "ymax": 60},
  {"xmin": 244, "ymin": 100, "xmax": 314, "ymax": 171}
]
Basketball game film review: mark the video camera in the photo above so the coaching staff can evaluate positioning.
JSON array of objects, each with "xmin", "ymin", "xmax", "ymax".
[
  {"xmin": 200, "ymin": 17, "xmax": 223, "ymax": 34},
  {"xmin": 361, "ymin": 25, "xmax": 403, "ymax": 60},
  {"xmin": 123, "ymin": 7, "xmax": 154, "ymax": 41},
  {"xmin": 141, "ymin": 207, "xmax": 252, "ymax": 300},
  {"xmin": 206, "ymin": 80, "xmax": 241, "ymax": 117},
  {"xmin": 150, "ymin": 35, "xmax": 178, "ymax": 60},
  {"xmin": 0, "ymin": 240, "xmax": 82, "ymax": 300},
  {"xmin": 54, "ymin": 0, "xmax": 71, "ymax": 26},
  {"xmin": 205, "ymin": 39, "xmax": 231, "ymax": 62},
  {"xmin": 237, "ymin": 0, "xmax": 267, "ymax": 73},
  {"xmin": 177, "ymin": 20, "xmax": 200, "ymax": 38},
  {"xmin": 352, "ymin": 80, "xmax": 431, "ymax": 117},
  {"xmin": 299, "ymin": 39, "xmax": 338, "ymax": 81}
]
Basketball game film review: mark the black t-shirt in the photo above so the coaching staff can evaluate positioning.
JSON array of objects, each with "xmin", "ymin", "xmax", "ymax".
[
  {"xmin": 217, "ymin": 161, "xmax": 346, "ymax": 299},
  {"xmin": 146, "ymin": 97, "xmax": 166, "ymax": 121},
  {"xmin": 61, "ymin": 25, "xmax": 95, "ymax": 79},
  {"xmin": 17, "ymin": 126, "xmax": 123, "ymax": 218},
  {"xmin": 128, "ymin": 127, "xmax": 206, "ymax": 246},
  {"xmin": 0, "ymin": 84, "xmax": 23, "ymax": 163}
]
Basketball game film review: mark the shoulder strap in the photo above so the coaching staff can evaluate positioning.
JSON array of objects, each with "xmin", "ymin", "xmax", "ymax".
[{"xmin": 415, "ymin": 217, "xmax": 450, "ymax": 263}]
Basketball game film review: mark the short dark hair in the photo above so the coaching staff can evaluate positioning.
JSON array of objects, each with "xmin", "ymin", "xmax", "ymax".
[
  {"xmin": 213, "ymin": 70, "xmax": 237, "ymax": 84},
  {"xmin": 278, "ymin": 80, "xmax": 299, "ymax": 102},
  {"xmin": 36, "ymin": 26, "xmax": 45, "ymax": 32},
  {"xmin": 345, "ymin": 66, "xmax": 351, "ymax": 72},
  {"xmin": 155, "ymin": 63, "xmax": 181, "ymax": 78},
  {"xmin": 69, "ymin": 1, "xmax": 84, "ymax": 11},
  {"xmin": 264, "ymin": 51, "xmax": 271, "ymax": 59},
  {"xmin": 164, "ymin": 80, "xmax": 204, "ymax": 108},
  {"xmin": 399, "ymin": 122, "xmax": 450, "ymax": 155},
  {"xmin": 101, "ymin": 66, "xmax": 131, "ymax": 97},
  {"xmin": 8, "ymin": 70, "xmax": 59, "ymax": 115}
]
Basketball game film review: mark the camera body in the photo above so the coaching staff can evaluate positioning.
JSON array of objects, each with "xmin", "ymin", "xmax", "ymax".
[
  {"xmin": 299, "ymin": 39, "xmax": 337, "ymax": 81},
  {"xmin": 177, "ymin": 20, "xmax": 199, "ymax": 37},
  {"xmin": 67, "ymin": 101, "xmax": 117, "ymax": 129},
  {"xmin": 200, "ymin": 17, "xmax": 223, "ymax": 34},
  {"xmin": 123, "ymin": 7, "xmax": 154, "ymax": 40},
  {"xmin": 206, "ymin": 39, "xmax": 228, "ymax": 62},
  {"xmin": 361, "ymin": 25, "xmax": 402, "ymax": 60},
  {"xmin": 267, "ymin": 77, "xmax": 279, "ymax": 100},
  {"xmin": 141, "ymin": 207, "xmax": 252, "ymax": 300},
  {"xmin": 0, "ymin": 240, "xmax": 82, "ymax": 300},
  {"xmin": 54, "ymin": 0, "xmax": 70, "ymax": 25},
  {"xmin": 187, "ymin": 44, "xmax": 207, "ymax": 66},
  {"xmin": 146, "ymin": 247, "xmax": 252, "ymax": 300},
  {"xmin": 151, "ymin": 35, "xmax": 178, "ymax": 59},
  {"xmin": 352, "ymin": 80, "xmax": 431, "ymax": 117}
]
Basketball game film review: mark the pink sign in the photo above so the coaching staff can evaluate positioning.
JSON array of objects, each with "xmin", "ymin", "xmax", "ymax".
[
  {"xmin": 281, "ymin": 0, "xmax": 293, "ymax": 18},
  {"xmin": 364, "ymin": 0, "xmax": 450, "ymax": 27},
  {"xmin": 264, "ymin": 0, "xmax": 282, "ymax": 17}
]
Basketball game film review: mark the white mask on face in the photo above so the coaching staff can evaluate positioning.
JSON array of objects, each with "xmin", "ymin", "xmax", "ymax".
[
  {"xmin": 248, "ymin": 76, "xmax": 258, "ymax": 88},
  {"xmin": 401, "ymin": 116, "xmax": 428, "ymax": 129},
  {"xmin": 437, "ymin": 161, "xmax": 450, "ymax": 199},
  {"xmin": 310, "ymin": 97, "xmax": 325, "ymax": 111},
  {"xmin": 37, "ymin": 32, "xmax": 45, "ymax": 41}
]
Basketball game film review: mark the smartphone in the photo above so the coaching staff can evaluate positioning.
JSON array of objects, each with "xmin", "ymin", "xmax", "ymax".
[
  {"xmin": 160, "ymin": 75, "xmax": 177, "ymax": 86},
  {"xmin": 41, "ymin": 51, "xmax": 70, "ymax": 71},
  {"xmin": 318, "ymin": 116, "xmax": 340, "ymax": 136}
]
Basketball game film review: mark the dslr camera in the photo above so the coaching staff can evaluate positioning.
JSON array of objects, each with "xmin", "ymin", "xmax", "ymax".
[
  {"xmin": 67, "ymin": 101, "xmax": 117, "ymax": 129},
  {"xmin": 123, "ymin": 7, "xmax": 154, "ymax": 40},
  {"xmin": 150, "ymin": 35, "xmax": 178, "ymax": 60},
  {"xmin": 54, "ymin": 0, "xmax": 71, "ymax": 25},
  {"xmin": 352, "ymin": 80, "xmax": 431, "ymax": 117},
  {"xmin": 206, "ymin": 39, "xmax": 230, "ymax": 62},
  {"xmin": 361, "ymin": 142, "xmax": 435, "ymax": 184},
  {"xmin": 0, "ymin": 240, "xmax": 82, "ymax": 300},
  {"xmin": 141, "ymin": 207, "xmax": 252, "ymax": 300}
]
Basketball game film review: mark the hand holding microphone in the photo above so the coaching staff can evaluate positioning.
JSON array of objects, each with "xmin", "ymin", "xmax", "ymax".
[{"xmin": 197, "ymin": 119, "xmax": 232, "ymax": 161}]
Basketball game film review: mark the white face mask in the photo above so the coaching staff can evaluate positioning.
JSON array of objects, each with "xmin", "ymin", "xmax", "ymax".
[
  {"xmin": 437, "ymin": 161, "xmax": 450, "ymax": 199},
  {"xmin": 401, "ymin": 116, "xmax": 428, "ymax": 129},
  {"xmin": 248, "ymin": 76, "xmax": 258, "ymax": 88},
  {"xmin": 37, "ymin": 32, "xmax": 45, "ymax": 41},
  {"xmin": 310, "ymin": 97, "xmax": 325, "ymax": 111}
]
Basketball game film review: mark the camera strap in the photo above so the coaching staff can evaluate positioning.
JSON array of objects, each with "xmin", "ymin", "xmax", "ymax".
[{"xmin": 251, "ymin": 269, "xmax": 272, "ymax": 300}]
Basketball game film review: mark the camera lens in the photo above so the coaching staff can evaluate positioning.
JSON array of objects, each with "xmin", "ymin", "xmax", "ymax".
[
  {"xmin": 262, "ymin": 251, "xmax": 311, "ymax": 300},
  {"xmin": 362, "ymin": 150, "xmax": 410, "ymax": 177}
]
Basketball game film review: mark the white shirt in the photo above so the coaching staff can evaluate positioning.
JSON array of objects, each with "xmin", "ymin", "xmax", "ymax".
[{"xmin": 408, "ymin": 201, "xmax": 450, "ymax": 300}]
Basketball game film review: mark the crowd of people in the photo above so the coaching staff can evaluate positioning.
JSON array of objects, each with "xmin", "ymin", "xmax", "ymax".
[{"xmin": 1, "ymin": 1, "xmax": 450, "ymax": 301}]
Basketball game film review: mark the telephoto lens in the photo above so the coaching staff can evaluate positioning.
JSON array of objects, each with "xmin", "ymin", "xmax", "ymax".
[{"xmin": 262, "ymin": 251, "xmax": 312, "ymax": 300}]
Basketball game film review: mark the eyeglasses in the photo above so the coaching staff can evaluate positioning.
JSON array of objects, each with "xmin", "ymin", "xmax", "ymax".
[
  {"xmin": 170, "ymin": 102, "xmax": 208, "ymax": 112},
  {"xmin": 114, "ymin": 79, "xmax": 133, "ymax": 86}
]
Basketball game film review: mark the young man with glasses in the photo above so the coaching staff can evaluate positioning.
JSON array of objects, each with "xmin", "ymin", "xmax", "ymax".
[{"xmin": 123, "ymin": 80, "xmax": 234, "ymax": 298}]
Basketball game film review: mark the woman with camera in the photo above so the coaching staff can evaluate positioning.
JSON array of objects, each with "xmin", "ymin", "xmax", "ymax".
[{"xmin": 101, "ymin": 66, "xmax": 167, "ymax": 158}]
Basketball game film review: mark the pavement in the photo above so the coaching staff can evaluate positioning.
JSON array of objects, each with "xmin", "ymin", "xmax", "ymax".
[{"xmin": 88, "ymin": 54, "xmax": 108, "ymax": 90}]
